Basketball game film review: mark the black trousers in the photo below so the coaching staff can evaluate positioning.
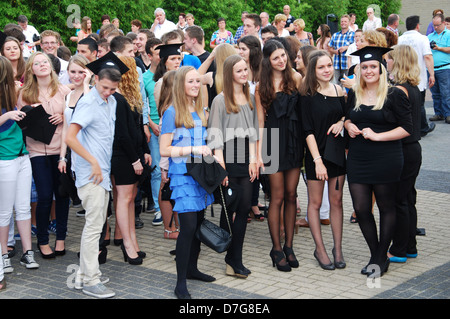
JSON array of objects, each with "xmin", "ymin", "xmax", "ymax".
[{"xmin": 390, "ymin": 142, "xmax": 422, "ymax": 257}]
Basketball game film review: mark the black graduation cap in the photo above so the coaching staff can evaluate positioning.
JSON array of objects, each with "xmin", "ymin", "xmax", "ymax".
[
  {"xmin": 85, "ymin": 51, "xmax": 129, "ymax": 75},
  {"xmin": 0, "ymin": 31, "xmax": 7, "ymax": 49},
  {"xmin": 17, "ymin": 105, "xmax": 57, "ymax": 145},
  {"xmin": 350, "ymin": 46, "xmax": 392, "ymax": 64},
  {"xmin": 158, "ymin": 43, "xmax": 183, "ymax": 59},
  {"xmin": 185, "ymin": 155, "xmax": 228, "ymax": 194}
]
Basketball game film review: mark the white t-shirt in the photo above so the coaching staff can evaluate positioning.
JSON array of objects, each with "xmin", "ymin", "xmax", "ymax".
[
  {"xmin": 22, "ymin": 25, "xmax": 40, "ymax": 58},
  {"xmin": 153, "ymin": 19, "xmax": 177, "ymax": 39},
  {"xmin": 346, "ymin": 42, "xmax": 360, "ymax": 67},
  {"xmin": 398, "ymin": 30, "xmax": 433, "ymax": 91},
  {"xmin": 362, "ymin": 17, "xmax": 382, "ymax": 31}
]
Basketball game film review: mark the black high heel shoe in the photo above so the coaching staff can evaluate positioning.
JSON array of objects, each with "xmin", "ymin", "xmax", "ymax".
[
  {"xmin": 270, "ymin": 249, "xmax": 291, "ymax": 272},
  {"xmin": 283, "ymin": 245, "xmax": 299, "ymax": 268},
  {"xmin": 137, "ymin": 251, "xmax": 146, "ymax": 258},
  {"xmin": 367, "ymin": 258, "xmax": 390, "ymax": 278},
  {"xmin": 54, "ymin": 240, "xmax": 66, "ymax": 256},
  {"xmin": 38, "ymin": 244, "xmax": 55, "ymax": 259},
  {"xmin": 120, "ymin": 243, "xmax": 143, "ymax": 265},
  {"xmin": 332, "ymin": 247, "xmax": 346, "ymax": 269},
  {"xmin": 313, "ymin": 250, "xmax": 335, "ymax": 270},
  {"xmin": 174, "ymin": 287, "xmax": 191, "ymax": 299}
]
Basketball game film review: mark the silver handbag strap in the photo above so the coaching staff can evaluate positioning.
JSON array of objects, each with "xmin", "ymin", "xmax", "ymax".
[{"xmin": 205, "ymin": 185, "xmax": 232, "ymax": 236}]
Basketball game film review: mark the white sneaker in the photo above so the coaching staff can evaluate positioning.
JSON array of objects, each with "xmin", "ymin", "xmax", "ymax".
[
  {"xmin": 74, "ymin": 276, "xmax": 110, "ymax": 290},
  {"xmin": 82, "ymin": 283, "xmax": 115, "ymax": 298},
  {"xmin": 2, "ymin": 254, "xmax": 14, "ymax": 274},
  {"xmin": 20, "ymin": 250, "xmax": 39, "ymax": 269}
]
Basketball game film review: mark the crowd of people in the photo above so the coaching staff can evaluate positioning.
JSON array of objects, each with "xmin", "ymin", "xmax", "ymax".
[{"xmin": 0, "ymin": 4, "xmax": 449, "ymax": 299}]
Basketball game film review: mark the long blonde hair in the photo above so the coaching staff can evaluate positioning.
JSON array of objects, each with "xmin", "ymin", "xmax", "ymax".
[
  {"xmin": 222, "ymin": 55, "xmax": 253, "ymax": 113},
  {"xmin": 172, "ymin": 66, "xmax": 206, "ymax": 128},
  {"xmin": 388, "ymin": 45, "xmax": 421, "ymax": 87},
  {"xmin": 20, "ymin": 52, "xmax": 61, "ymax": 105},
  {"xmin": 353, "ymin": 62, "xmax": 389, "ymax": 111},
  {"xmin": 118, "ymin": 56, "xmax": 143, "ymax": 113},
  {"xmin": 214, "ymin": 43, "xmax": 237, "ymax": 94}
]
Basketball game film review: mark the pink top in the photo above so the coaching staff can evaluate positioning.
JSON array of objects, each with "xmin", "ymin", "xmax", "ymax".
[{"xmin": 17, "ymin": 85, "xmax": 71, "ymax": 158}]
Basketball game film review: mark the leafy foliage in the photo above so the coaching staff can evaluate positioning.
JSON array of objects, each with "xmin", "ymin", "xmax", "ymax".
[{"xmin": 1, "ymin": 0, "xmax": 401, "ymax": 53}]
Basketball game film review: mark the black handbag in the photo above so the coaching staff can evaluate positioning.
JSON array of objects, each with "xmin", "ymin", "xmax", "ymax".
[{"xmin": 195, "ymin": 185, "xmax": 232, "ymax": 253}]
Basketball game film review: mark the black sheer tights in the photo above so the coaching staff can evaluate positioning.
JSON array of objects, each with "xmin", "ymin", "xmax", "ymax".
[
  {"xmin": 349, "ymin": 182, "xmax": 398, "ymax": 266},
  {"xmin": 267, "ymin": 168, "xmax": 301, "ymax": 256}
]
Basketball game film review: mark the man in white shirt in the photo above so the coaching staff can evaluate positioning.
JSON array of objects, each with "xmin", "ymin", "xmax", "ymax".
[
  {"xmin": 398, "ymin": 15, "xmax": 436, "ymax": 136},
  {"xmin": 150, "ymin": 8, "xmax": 177, "ymax": 39},
  {"xmin": 17, "ymin": 15, "xmax": 40, "ymax": 59},
  {"xmin": 362, "ymin": 7, "xmax": 382, "ymax": 31},
  {"xmin": 40, "ymin": 30, "xmax": 70, "ymax": 84}
]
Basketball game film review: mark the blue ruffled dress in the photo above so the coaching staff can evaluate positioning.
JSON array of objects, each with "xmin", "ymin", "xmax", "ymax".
[{"xmin": 161, "ymin": 106, "xmax": 214, "ymax": 213}]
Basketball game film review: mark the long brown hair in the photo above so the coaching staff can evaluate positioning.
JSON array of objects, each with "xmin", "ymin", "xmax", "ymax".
[
  {"xmin": 172, "ymin": 66, "xmax": 206, "ymax": 128},
  {"xmin": 300, "ymin": 50, "xmax": 332, "ymax": 96},
  {"xmin": 81, "ymin": 16, "xmax": 92, "ymax": 34},
  {"xmin": 20, "ymin": 52, "xmax": 61, "ymax": 105},
  {"xmin": 222, "ymin": 55, "xmax": 253, "ymax": 113},
  {"xmin": 158, "ymin": 70, "xmax": 176, "ymax": 117},
  {"xmin": 258, "ymin": 40, "xmax": 297, "ymax": 112},
  {"xmin": 0, "ymin": 57, "xmax": 17, "ymax": 112},
  {"xmin": 1, "ymin": 37, "xmax": 26, "ymax": 82}
]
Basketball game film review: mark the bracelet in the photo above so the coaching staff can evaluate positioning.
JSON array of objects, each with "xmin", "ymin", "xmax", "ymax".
[
  {"xmin": 58, "ymin": 157, "xmax": 67, "ymax": 163},
  {"xmin": 313, "ymin": 156, "xmax": 322, "ymax": 162},
  {"xmin": 132, "ymin": 159, "xmax": 140, "ymax": 166}
]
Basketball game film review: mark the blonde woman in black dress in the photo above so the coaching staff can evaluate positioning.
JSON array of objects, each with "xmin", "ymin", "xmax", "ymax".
[{"xmin": 345, "ymin": 47, "xmax": 413, "ymax": 278}]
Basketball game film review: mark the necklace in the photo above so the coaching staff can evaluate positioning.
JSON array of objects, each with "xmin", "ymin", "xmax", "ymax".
[{"xmin": 366, "ymin": 90, "xmax": 376, "ymax": 103}]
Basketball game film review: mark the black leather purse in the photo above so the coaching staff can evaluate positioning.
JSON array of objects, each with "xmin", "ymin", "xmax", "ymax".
[{"xmin": 195, "ymin": 185, "xmax": 232, "ymax": 253}]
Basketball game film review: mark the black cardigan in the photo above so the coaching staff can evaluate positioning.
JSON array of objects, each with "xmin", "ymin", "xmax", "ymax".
[{"xmin": 112, "ymin": 92, "xmax": 150, "ymax": 163}]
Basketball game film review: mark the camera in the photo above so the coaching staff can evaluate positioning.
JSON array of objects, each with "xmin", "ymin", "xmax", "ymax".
[{"xmin": 430, "ymin": 40, "xmax": 437, "ymax": 49}]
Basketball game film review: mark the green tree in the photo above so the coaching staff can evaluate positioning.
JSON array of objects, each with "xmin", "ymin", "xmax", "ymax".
[{"xmin": 1, "ymin": 0, "xmax": 402, "ymax": 54}]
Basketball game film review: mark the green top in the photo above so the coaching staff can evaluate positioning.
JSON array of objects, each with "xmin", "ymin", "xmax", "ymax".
[
  {"xmin": 142, "ymin": 70, "xmax": 160, "ymax": 124},
  {"xmin": 0, "ymin": 119, "xmax": 28, "ymax": 160}
]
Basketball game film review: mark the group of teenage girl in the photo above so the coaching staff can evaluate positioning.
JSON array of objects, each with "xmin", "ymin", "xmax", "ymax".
[{"xmin": 0, "ymin": 30, "xmax": 422, "ymax": 299}]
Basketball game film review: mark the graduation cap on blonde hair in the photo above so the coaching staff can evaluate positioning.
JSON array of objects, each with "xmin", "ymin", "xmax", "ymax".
[
  {"xmin": 350, "ymin": 46, "xmax": 392, "ymax": 64},
  {"xmin": 86, "ymin": 51, "xmax": 129, "ymax": 75},
  {"xmin": 350, "ymin": 46, "xmax": 392, "ymax": 74}
]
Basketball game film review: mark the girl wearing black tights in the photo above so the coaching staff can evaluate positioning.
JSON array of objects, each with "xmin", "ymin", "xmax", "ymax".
[
  {"xmin": 345, "ymin": 47, "xmax": 412, "ymax": 278},
  {"xmin": 160, "ymin": 67, "xmax": 215, "ymax": 299},
  {"xmin": 208, "ymin": 55, "xmax": 259, "ymax": 278},
  {"xmin": 256, "ymin": 40, "xmax": 303, "ymax": 272}
]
